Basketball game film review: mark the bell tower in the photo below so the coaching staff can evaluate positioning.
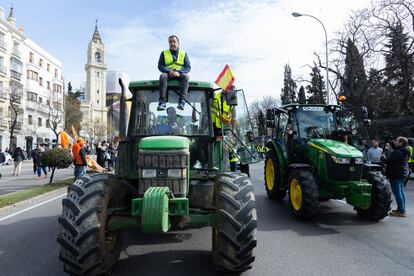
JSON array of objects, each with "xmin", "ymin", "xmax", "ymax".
[{"xmin": 84, "ymin": 21, "xmax": 107, "ymax": 124}]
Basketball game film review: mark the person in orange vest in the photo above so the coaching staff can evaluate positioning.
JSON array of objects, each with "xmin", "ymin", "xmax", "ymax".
[
  {"xmin": 72, "ymin": 138, "xmax": 88, "ymax": 179},
  {"xmin": 157, "ymin": 35, "xmax": 191, "ymax": 111}
]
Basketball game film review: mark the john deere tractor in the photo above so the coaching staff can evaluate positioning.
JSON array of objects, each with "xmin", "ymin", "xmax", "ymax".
[
  {"xmin": 57, "ymin": 79, "xmax": 259, "ymax": 275},
  {"xmin": 264, "ymin": 103, "xmax": 391, "ymax": 220}
]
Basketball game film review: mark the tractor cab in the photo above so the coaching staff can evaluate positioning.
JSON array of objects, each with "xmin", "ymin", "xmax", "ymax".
[
  {"xmin": 264, "ymin": 103, "xmax": 391, "ymax": 221},
  {"xmin": 58, "ymin": 78, "xmax": 259, "ymax": 275}
]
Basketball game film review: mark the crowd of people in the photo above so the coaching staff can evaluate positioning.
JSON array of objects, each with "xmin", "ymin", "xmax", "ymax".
[
  {"xmin": 364, "ymin": 137, "xmax": 413, "ymax": 218},
  {"xmin": 71, "ymin": 139, "xmax": 118, "ymax": 179}
]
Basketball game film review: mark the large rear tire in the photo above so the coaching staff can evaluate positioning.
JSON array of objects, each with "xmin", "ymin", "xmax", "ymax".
[
  {"xmin": 288, "ymin": 169, "xmax": 319, "ymax": 219},
  {"xmin": 264, "ymin": 150, "xmax": 286, "ymax": 200},
  {"xmin": 355, "ymin": 171, "xmax": 391, "ymax": 220},
  {"xmin": 212, "ymin": 173, "xmax": 257, "ymax": 272},
  {"xmin": 57, "ymin": 174, "xmax": 126, "ymax": 275}
]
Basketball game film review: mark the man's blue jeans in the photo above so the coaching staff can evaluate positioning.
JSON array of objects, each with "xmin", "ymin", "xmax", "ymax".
[
  {"xmin": 390, "ymin": 179, "xmax": 406, "ymax": 213},
  {"xmin": 74, "ymin": 165, "xmax": 85, "ymax": 179}
]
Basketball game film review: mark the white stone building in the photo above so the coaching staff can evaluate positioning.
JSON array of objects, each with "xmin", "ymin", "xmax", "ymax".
[{"xmin": 0, "ymin": 7, "xmax": 64, "ymax": 154}]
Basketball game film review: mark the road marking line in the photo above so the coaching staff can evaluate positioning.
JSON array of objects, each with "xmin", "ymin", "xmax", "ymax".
[{"xmin": 0, "ymin": 193, "xmax": 66, "ymax": 222}]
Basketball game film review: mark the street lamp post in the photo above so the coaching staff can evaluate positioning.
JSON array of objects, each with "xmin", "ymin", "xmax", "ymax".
[{"xmin": 292, "ymin": 12, "xmax": 330, "ymax": 104}]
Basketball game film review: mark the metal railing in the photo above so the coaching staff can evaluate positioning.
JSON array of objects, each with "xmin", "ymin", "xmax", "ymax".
[
  {"xmin": 10, "ymin": 70, "xmax": 21, "ymax": 81},
  {"xmin": 0, "ymin": 40, "xmax": 6, "ymax": 51},
  {"xmin": 12, "ymin": 48, "xmax": 21, "ymax": 58},
  {"xmin": 0, "ymin": 65, "xmax": 7, "ymax": 75}
]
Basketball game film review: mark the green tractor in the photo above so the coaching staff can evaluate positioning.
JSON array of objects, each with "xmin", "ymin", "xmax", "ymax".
[
  {"xmin": 264, "ymin": 103, "xmax": 391, "ymax": 220},
  {"xmin": 57, "ymin": 79, "xmax": 259, "ymax": 275}
]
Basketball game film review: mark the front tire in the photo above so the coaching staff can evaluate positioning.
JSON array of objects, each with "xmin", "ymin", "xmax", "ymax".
[
  {"xmin": 212, "ymin": 173, "xmax": 257, "ymax": 272},
  {"xmin": 264, "ymin": 150, "xmax": 286, "ymax": 200},
  {"xmin": 57, "ymin": 174, "xmax": 126, "ymax": 275},
  {"xmin": 288, "ymin": 169, "xmax": 319, "ymax": 219},
  {"xmin": 355, "ymin": 171, "xmax": 391, "ymax": 220}
]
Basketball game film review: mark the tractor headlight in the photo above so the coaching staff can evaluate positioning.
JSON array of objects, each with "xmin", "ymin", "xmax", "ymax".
[
  {"xmin": 355, "ymin": 158, "xmax": 364, "ymax": 164},
  {"xmin": 331, "ymin": 156, "xmax": 351, "ymax": 164},
  {"xmin": 141, "ymin": 169, "xmax": 157, "ymax": 178},
  {"xmin": 167, "ymin": 168, "xmax": 186, "ymax": 178}
]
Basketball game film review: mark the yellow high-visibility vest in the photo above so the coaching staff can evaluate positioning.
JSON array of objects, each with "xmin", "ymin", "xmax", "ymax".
[
  {"xmin": 409, "ymin": 146, "xmax": 414, "ymax": 163},
  {"xmin": 163, "ymin": 49, "xmax": 186, "ymax": 70},
  {"xmin": 211, "ymin": 92, "xmax": 232, "ymax": 129}
]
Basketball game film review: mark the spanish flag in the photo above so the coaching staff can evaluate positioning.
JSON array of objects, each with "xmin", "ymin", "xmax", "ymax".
[{"xmin": 215, "ymin": 64, "xmax": 235, "ymax": 92}]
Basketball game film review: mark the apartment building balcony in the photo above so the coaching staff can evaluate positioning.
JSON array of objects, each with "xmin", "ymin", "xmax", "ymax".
[
  {"xmin": 0, "ymin": 65, "xmax": 7, "ymax": 77},
  {"xmin": 10, "ymin": 69, "xmax": 21, "ymax": 81},
  {"xmin": 25, "ymin": 99, "xmax": 39, "ymax": 111},
  {"xmin": 0, "ymin": 41, "xmax": 6, "ymax": 53},
  {"xmin": 12, "ymin": 48, "xmax": 21, "ymax": 60}
]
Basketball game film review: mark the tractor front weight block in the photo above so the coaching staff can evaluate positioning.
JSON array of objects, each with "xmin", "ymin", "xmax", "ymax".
[
  {"xmin": 131, "ymin": 186, "xmax": 189, "ymax": 233},
  {"xmin": 345, "ymin": 182, "xmax": 372, "ymax": 208}
]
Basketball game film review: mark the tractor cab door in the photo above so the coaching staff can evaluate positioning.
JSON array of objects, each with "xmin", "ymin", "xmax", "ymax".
[{"xmin": 223, "ymin": 89, "xmax": 260, "ymax": 165}]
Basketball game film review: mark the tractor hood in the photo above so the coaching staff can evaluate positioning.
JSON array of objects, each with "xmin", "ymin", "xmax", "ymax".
[
  {"xmin": 139, "ymin": 136, "xmax": 189, "ymax": 150},
  {"xmin": 307, "ymin": 139, "xmax": 363, "ymax": 158}
]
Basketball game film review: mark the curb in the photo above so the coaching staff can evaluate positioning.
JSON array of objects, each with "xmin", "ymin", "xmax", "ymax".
[{"xmin": 0, "ymin": 186, "xmax": 68, "ymax": 219}]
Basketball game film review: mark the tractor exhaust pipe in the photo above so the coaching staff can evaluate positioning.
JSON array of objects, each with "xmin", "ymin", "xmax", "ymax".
[{"xmin": 119, "ymin": 78, "xmax": 127, "ymax": 139}]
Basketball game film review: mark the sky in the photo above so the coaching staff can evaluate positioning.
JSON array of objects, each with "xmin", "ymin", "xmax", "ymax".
[{"xmin": 4, "ymin": 0, "xmax": 372, "ymax": 104}]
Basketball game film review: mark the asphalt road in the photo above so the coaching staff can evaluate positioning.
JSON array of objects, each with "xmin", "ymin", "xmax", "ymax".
[
  {"xmin": 0, "ymin": 161, "xmax": 74, "ymax": 196},
  {"xmin": 0, "ymin": 162, "xmax": 413, "ymax": 276}
]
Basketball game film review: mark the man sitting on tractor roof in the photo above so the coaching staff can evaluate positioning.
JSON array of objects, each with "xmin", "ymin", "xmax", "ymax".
[{"xmin": 157, "ymin": 35, "xmax": 191, "ymax": 111}]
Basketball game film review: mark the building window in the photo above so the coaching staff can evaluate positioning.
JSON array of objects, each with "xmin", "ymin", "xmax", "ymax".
[
  {"xmin": 46, "ymin": 119, "xmax": 50, "ymax": 128},
  {"xmin": 27, "ymin": 92, "xmax": 37, "ymax": 101},
  {"xmin": 46, "ymin": 99, "xmax": 50, "ymax": 105},
  {"xmin": 38, "ymin": 117, "xmax": 42, "ymax": 127},
  {"xmin": 96, "ymin": 71, "xmax": 100, "ymax": 77},
  {"xmin": 0, "ymin": 81, "xmax": 3, "ymax": 95},
  {"xmin": 29, "ymin": 52, "xmax": 34, "ymax": 63},
  {"xmin": 0, "ymin": 56, "xmax": 4, "ymax": 74},
  {"xmin": 28, "ymin": 115, "xmax": 32, "ymax": 125},
  {"xmin": 47, "ymin": 81, "xmax": 50, "ymax": 90},
  {"xmin": 47, "ymin": 63, "xmax": 50, "ymax": 72},
  {"xmin": 27, "ymin": 70, "xmax": 38, "ymax": 81},
  {"xmin": 39, "ymin": 97, "xmax": 42, "ymax": 103},
  {"xmin": 53, "ymin": 84, "xmax": 62, "ymax": 93},
  {"xmin": 0, "ymin": 32, "xmax": 5, "ymax": 50},
  {"xmin": 39, "ymin": 77, "xmax": 43, "ymax": 86},
  {"xmin": 39, "ymin": 58, "xmax": 43, "ymax": 67},
  {"xmin": 54, "ymin": 68, "xmax": 58, "ymax": 78}
]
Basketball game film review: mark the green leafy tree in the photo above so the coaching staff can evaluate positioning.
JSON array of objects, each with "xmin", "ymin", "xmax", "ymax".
[
  {"xmin": 297, "ymin": 85, "xmax": 306, "ymax": 104},
  {"xmin": 341, "ymin": 38, "xmax": 367, "ymax": 107},
  {"xmin": 384, "ymin": 23, "xmax": 414, "ymax": 116},
  {"xmin": 306, "ymin": 65, "xmax": 326, "ymax": 104},
  {"xmin": 280, "ymin": 64, "xmax": 297, "ymax": 104},
  {"xmin": 41, "ymin": 148, "xmax": 73, "ymax": 183},
  {"xmin": 64, "ymin": 85, "xmax": 83, "ymax": 133}
]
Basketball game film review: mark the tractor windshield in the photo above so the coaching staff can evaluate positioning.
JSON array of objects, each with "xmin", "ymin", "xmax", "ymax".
[
  {"xmin": 132, "ymin": 89, "xmax": 211, "ymax": 136},
  {"xmin": 295, "ymin": 106, "xmax": 335, "ymax": 139}
]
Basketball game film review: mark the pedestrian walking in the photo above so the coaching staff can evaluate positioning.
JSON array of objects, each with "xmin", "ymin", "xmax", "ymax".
[
  {"xmin": 96, "ymin": 141, "xmax": 107, "ymax": 168},
  {"xmin": 72, "ymin": 138, "xmax": 88, "ymax": 179},
  {"xmin": 31, "ymin": 146, "xmax": 38, "ymax": 174},
  {"xmin": 107, "ymin": 143, "xmax": 116, "ymax": 171},
  {"xmin": 382, "ymin": 136, "xmax": 410, "ymax": 217},
  {"xmin": 12, "ymin": 147, "xmax": 25, "ymax": 176},
  {"xmin": 35, "ymin": 146, "xmax": 47, "ymax": 179},
  {"xmin": 0, "ymin": 150, "xmax": 5, "ymax": 179}
]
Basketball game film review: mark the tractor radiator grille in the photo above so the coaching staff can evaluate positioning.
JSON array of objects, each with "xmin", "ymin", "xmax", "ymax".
[
  {"xmin": 325, "ymin": 155, "xmax": 362, "ymax": 181},
  {"xmin": 138, "ymin": 151, "xmax": 188, "ymax": 197}
]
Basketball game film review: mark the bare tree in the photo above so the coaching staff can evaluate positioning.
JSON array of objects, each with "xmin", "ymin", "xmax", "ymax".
[
  {"xmin": 84, "ymin": 118, "xmax": 107, "ymax": 146},
  {"xmin": 8, "ymin": 81, "xmax": 23, "ymax": 151},
  {"xmin": 47, "ymin": 92, "xmax": 64, "ymax": 142}
]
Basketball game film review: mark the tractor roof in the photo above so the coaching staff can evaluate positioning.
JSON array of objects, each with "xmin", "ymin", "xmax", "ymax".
[
  {"xmin": 129, "ymin": 80, "xmax": 214, "ymax": 90},
  {"xmin": 281, "ymin": 103, "xmax": 341, "ymax": 111}
]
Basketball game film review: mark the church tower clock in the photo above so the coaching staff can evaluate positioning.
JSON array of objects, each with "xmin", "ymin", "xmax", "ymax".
[{"xmin": 84, "ymin": 21, "xmax": 108, "ymax": 128}]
